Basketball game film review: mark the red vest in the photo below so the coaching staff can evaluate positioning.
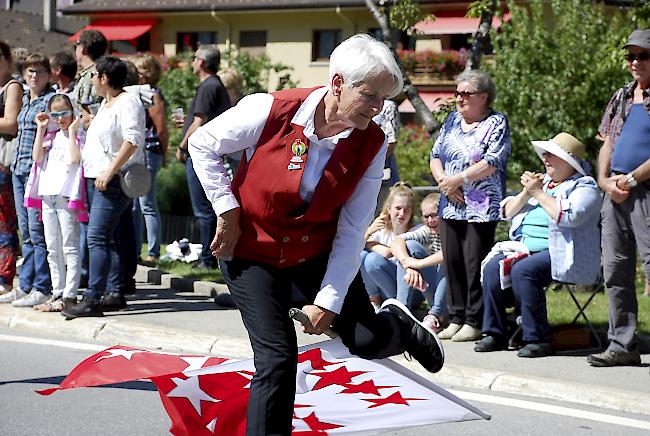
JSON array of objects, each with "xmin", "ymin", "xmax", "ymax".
[{"xmin": 231, "ymin": 87, "xmax": 385, "ymax": 268}]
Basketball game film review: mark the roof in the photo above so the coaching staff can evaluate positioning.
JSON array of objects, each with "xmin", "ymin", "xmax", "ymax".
[
  {"xmin": 0, "ymin": 10, "xmax": 85, "ymax": 53},
  {"xmin": 61, "ymin": 0, "xmax": 451, "ymax": 15}
]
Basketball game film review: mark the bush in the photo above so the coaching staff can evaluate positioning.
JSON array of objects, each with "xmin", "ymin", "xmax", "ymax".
[
  {"xmin": 156, "ymin": 161, "xmax": 192, "ymax": 216},
  {"xmin": 394, "ymin": 124, "xmax": 435, "ymax": 186}
]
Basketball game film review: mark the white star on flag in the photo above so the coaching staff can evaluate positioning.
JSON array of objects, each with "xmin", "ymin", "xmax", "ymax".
[
  {"xmin": 167, "ymin": 376, "xmax": 221, "ymax": 415},
  {"xmin": 180, "ymin": 356, "xmax": 211, "ymax": 372},
  {"xmin": 206, "ymin": 417, "xmax": 217, "ymax": 433},
  {"xmin": 94, "ymin": 348, "xmax": 146, "ymax": 362}
]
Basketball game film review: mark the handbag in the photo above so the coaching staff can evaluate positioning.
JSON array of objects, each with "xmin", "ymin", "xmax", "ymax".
[{"xmin": 119, "ymin": 159, "xmax": 151, "ymax": 198}]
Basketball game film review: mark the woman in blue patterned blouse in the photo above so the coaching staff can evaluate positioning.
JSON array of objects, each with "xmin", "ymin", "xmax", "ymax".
[{"xmin": 430, "ymin": 70, "xmax": 511, "ymax": 342}]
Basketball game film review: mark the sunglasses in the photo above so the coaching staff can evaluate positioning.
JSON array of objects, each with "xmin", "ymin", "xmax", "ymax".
[
  {"xmin": 423, "ymin": 213, "xmax": 439, "ymax": 219},
  {"xmin": 454, "ymin": 90, "xmax": 480, "ymax": 98},
  {"xmin": 50, "ymin": 110, "xmax": 73, "ymax": 119},
  {"xmin": 625, "ymin": 51, "xmax": 650, "ymax": 62},
  {"xmin": 26, "ymin": 68, "xmax": 48, "ymax": 77}
]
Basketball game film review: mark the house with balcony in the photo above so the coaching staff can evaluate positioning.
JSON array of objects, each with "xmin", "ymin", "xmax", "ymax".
[{"xmin": 60, "ymin": 0, "xmax": 505, "ymax": 114}]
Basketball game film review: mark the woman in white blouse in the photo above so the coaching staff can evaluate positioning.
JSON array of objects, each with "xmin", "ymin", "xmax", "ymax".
[{"xmin": 62, "ymin": 56, "xmax": 145, "ymax": 320}]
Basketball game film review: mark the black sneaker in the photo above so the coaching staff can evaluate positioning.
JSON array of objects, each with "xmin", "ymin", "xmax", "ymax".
[
  {"xmin": 61, "ymin": 299, "xmax": 104, "ymax": 320},
  {"xmin": 517, "ymin": 342, "xmax": 554, "ymax": 358},
  {"xmin": 474, "ymin": 335, "xmax": 507, "ymax": 352},
  {"xmin": 100, "ymin": 293, "xmax": 127, "ymax": 311},
  {"xmin": 380, "ymin": 299, "xmax": 444, "ymax": 373}
]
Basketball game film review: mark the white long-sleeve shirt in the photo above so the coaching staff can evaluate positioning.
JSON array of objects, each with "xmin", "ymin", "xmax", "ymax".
[{"xmin": 188, "ymin": 87, "xmax": 387, "ymax": 314}]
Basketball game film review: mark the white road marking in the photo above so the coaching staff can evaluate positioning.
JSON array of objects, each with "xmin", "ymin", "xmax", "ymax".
[
  {"xmin": 452, "ymin": 389, "xmax": 650, "ymax": 430},
  {"xmin": 1, "ymin": 333, "xmax": 648, "ymax": 430},
  {"xmin": 0, "ymin": 333, "xmax": 105, "ymax": 352}
]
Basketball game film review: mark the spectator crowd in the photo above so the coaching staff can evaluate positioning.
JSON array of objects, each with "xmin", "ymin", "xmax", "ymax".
[{"xmin": 0, "ymin": 28, "xmax": 648, "ymax": 371}]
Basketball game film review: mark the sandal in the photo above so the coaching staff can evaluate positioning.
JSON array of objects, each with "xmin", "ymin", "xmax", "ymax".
[{"xmin": 35, "ymin": 299, "xmax": 64, "ymax": 312}]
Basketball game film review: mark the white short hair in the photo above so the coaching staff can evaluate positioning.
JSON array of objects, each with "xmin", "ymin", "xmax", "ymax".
[{"xmin": 328, "ymin": 33, "xmax": 403, "ymax": 98}]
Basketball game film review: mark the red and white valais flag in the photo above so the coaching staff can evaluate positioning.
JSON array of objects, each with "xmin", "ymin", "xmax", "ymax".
[{"xmin": 39, "ymin": 339, "xmax": 489, "ymax": 434}]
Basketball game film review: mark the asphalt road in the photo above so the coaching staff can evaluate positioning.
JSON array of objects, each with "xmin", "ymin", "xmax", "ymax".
[{"xmin": 1, "ymin": 328, "xmax": 648, "ymax": 436}]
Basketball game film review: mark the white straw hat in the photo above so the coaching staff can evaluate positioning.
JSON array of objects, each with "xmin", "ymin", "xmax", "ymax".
[{"xmin": 531, "ymin": 132, "xmax": 586, "ymax": 175}]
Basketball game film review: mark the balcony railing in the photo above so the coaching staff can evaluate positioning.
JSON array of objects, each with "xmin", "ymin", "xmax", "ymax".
[{"xmin": 398, "ymin": 48, "xmax": 467, "ymax": 85}]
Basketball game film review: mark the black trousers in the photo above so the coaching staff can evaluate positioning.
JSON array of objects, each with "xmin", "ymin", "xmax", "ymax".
[
  {"xmin": 220, "ymin": 255, "xmax": 406, "ymax": 436},
  {"xmin": 440, "ymin": 219, "xmax": 497, "ymax": 328}
]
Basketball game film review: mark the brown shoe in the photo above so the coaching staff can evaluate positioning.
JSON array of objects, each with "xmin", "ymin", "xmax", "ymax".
[{"xmin": 586, "ymin": 349, "xmax": 641, "ymax": 367}]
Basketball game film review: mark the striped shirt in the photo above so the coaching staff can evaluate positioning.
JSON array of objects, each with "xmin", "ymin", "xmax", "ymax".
[
  {"xmin": 397, "ymin": 224, "xmax": 442, "ymax": 255},
  {"xmin": 11, "ymin": 87, "xmax": 54, "ymax": 176}
]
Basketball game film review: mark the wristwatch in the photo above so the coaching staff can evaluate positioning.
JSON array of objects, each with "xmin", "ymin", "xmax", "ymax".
[{"xmin": 626, "ymin": 173, "xmax": 638, "ymax": 188}]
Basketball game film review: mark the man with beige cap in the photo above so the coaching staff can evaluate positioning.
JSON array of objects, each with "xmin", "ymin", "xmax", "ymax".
[{"xmin": 589, "ymin": 29, "xmax": 650, "ymax": 367}]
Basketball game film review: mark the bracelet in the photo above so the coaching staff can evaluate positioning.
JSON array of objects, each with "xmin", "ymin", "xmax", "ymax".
[{"xmin": 461, "ymin": 171, "xmax": 470, "ymax": 184}]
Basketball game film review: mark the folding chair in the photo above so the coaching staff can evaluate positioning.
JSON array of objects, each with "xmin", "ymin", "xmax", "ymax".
[
  {"xmin": 551, "ymin": 282, "xmax": 604, "ymax": 349},
  {"xmin": 508, "ymin": 281, "xmax": 604, "ymax": 351}
]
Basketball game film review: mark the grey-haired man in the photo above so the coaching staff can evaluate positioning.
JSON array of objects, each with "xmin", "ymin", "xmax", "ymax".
[{"xmin": 588, "ymin": 29, "xmax": 650, "ymax": 367}]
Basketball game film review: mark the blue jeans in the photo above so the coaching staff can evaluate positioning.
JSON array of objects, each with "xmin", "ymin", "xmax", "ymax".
[
  {"xmin": 84, "ymin": 176, "xmax": 132, "ymax": 301},
  {"xmin": 398, "ymin": 240, "xmax": 447, "ymax": 317},
  {"xmin": 133, "ymin": 150, "xmax": 163, "ymax": 257},
  {"xmin": 186, "ymin": 156, "xmax": 217, "ymax": 267},
  {"xmin": 12, "ymin": 172, "xmax": 51, "ymax": 293},
  {"xmin": 482, "ymin": 250, "xmax": 553, "ymax": 342},
  {"xmin": 360, "ymin": 240, "xmax": 445, "ymax": 310}
]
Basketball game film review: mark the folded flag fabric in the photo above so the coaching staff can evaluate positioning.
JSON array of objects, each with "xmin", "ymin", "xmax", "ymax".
[
  {"xmin": 499, "ymin": 251, "xmax": 530, "ymax": 290},
  {"xmin": 39, "ymin": 339, "xmax": 489, "ymax": 435}
]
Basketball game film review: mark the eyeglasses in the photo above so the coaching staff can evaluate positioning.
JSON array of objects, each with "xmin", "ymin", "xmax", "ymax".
[
  {"xmin": 423, "ymin": 213, "xmax": 439, "ymax": 219},
  {"xmin": 454, "ymin": 90, "xmax": 480, "ymax": 98},
  {"xmin": 625, "ymin": 51, "xmax": 650, "ymax": 62},
  {"xmin": 49, "ymin": 110, "xmax": 73, "ymax": 119},
  {"xmin": 25, "ymin": 68, "xmax": 48, "ymax": 77}
]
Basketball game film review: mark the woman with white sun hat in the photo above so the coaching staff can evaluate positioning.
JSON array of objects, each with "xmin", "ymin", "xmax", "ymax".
[{"xmin": 474, "ymin": 132, "xmax": 602, "ymax": 358}]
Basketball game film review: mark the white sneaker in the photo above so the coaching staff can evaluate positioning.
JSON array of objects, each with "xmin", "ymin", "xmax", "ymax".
[
  {"xmin": 451, "ymin": 324, "xmax": 482, "ymax": 342},
  {"xmin": 12, "ymin": 290, "xmax": 50, "ymax": 307},
  {"xmin": 0, "ymin": 284, "xmax": 11, "ymax": 295},
  {"xmin": 438, "ymin": 322, "xmax": 462, "ymax": 340},
  {"xmin": 0, "ymin": 288, "xmax": 27, "ymax": 303}
]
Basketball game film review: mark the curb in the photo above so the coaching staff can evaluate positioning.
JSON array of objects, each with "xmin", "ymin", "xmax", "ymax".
[
  {"xmin": 3, "ymin": 267, "xmax": 649, "ymax": 418},
  {"xmin": 134, "ymin": 264, "xmax": 230, "ymax": 298}
]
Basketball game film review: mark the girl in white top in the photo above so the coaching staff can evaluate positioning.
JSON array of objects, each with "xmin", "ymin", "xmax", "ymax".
[
  {"xmin": 31, "ymin": 94, "xmax": 83, "ymax": 312},
  {"xmin": 360, "ymin": 182, "xmax": 419, "ymax": 311}
]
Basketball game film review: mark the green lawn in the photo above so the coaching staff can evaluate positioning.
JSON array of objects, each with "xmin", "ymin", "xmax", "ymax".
[
  {"xmin": 546, "ymin": 286, "xmax": 650, "ymax": 336},
  {"xmin": 141, "ymin": 244, "xmax": 223, "ymax": 283}
]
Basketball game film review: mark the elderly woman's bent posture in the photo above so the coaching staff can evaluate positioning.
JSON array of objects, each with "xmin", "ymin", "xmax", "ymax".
[
  {"xmin": 189, "ymin": 34, "xmax": 443, "ymax": 435},
  {"xmin": 474, "ymin": 133, "xmax": 602, "ymax": 358}
]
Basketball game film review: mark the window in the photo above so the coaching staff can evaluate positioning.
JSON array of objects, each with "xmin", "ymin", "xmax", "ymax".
[
  {"xmin": 177, "ymin": 32, "xmax": 218, "ymax": 53},
  {"xmin": 312, "ymin": 30, "xmax": 341, "ymax": 61},
  {"xmin": 239, "ymin": 31, "xmax": 267, "ymax": 56}
]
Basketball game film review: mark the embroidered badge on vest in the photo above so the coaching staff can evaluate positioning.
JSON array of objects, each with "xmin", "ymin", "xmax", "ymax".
[{"xmin": 288, "ymin": 138, "xmax": 307, "ymax": 170}]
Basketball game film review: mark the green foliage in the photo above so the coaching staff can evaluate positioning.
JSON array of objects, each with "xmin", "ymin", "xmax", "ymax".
[
  {"xmin": 394, "ymin": 124, "xmax": 435, "ymax": 186},
  {"xmin": 156, "ymin": 161, "xmax": 193, "ymax": 216},
  {"xmin": 466, "ymin": 0, "xmax": 492, "ymax": 18},
  {"xmin": 488, "ymin": 0, "xmax": 631, "ymax": 179},
  {"xmin": 389, "ymin": 0, "xmax": 433, "ymax": 32},
  {"xmin": 158, "ymin": 54, "xmax": 199, "ymax": 115},
  {"xmin": 222, "ymin": 50, "xmax": 298, "ymax": 95}
]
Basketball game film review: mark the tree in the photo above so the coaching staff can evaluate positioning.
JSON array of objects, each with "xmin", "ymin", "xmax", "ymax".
[
  {"xmin": 465, "ymin": 0, "xmax": 498, "ymax": 71},
  {"xmin": 365, "ymin": 0, "xmax": 440, "ymax": 135},
  {"xmin": 488, "ymin": 0, "xmax": 632, "ymax": 178}
]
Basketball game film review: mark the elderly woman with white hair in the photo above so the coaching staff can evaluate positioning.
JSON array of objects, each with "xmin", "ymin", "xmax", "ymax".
[
  {"xmin": 188, "ymin": 33, "xmax": 443, "ymax": 434},
  {"xmin": 430, "ymin": 69, "xmax": 511, "ymax": 342}
]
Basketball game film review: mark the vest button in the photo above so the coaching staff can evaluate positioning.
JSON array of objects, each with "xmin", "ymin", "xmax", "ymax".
[
  {"xmin": 279, "ymin": 259, "xmax": 286, "ymax": 264},
  {"xmin": 301, "ymin": 235, "xmax": 309, "ymax": 242},
  {"xmin": 298, "ymin": 258, "xmax": 306, "ymax": 263},
  {"xmin": 282, "ymin": 236, "xmax": 290, "ymax": 243}
]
